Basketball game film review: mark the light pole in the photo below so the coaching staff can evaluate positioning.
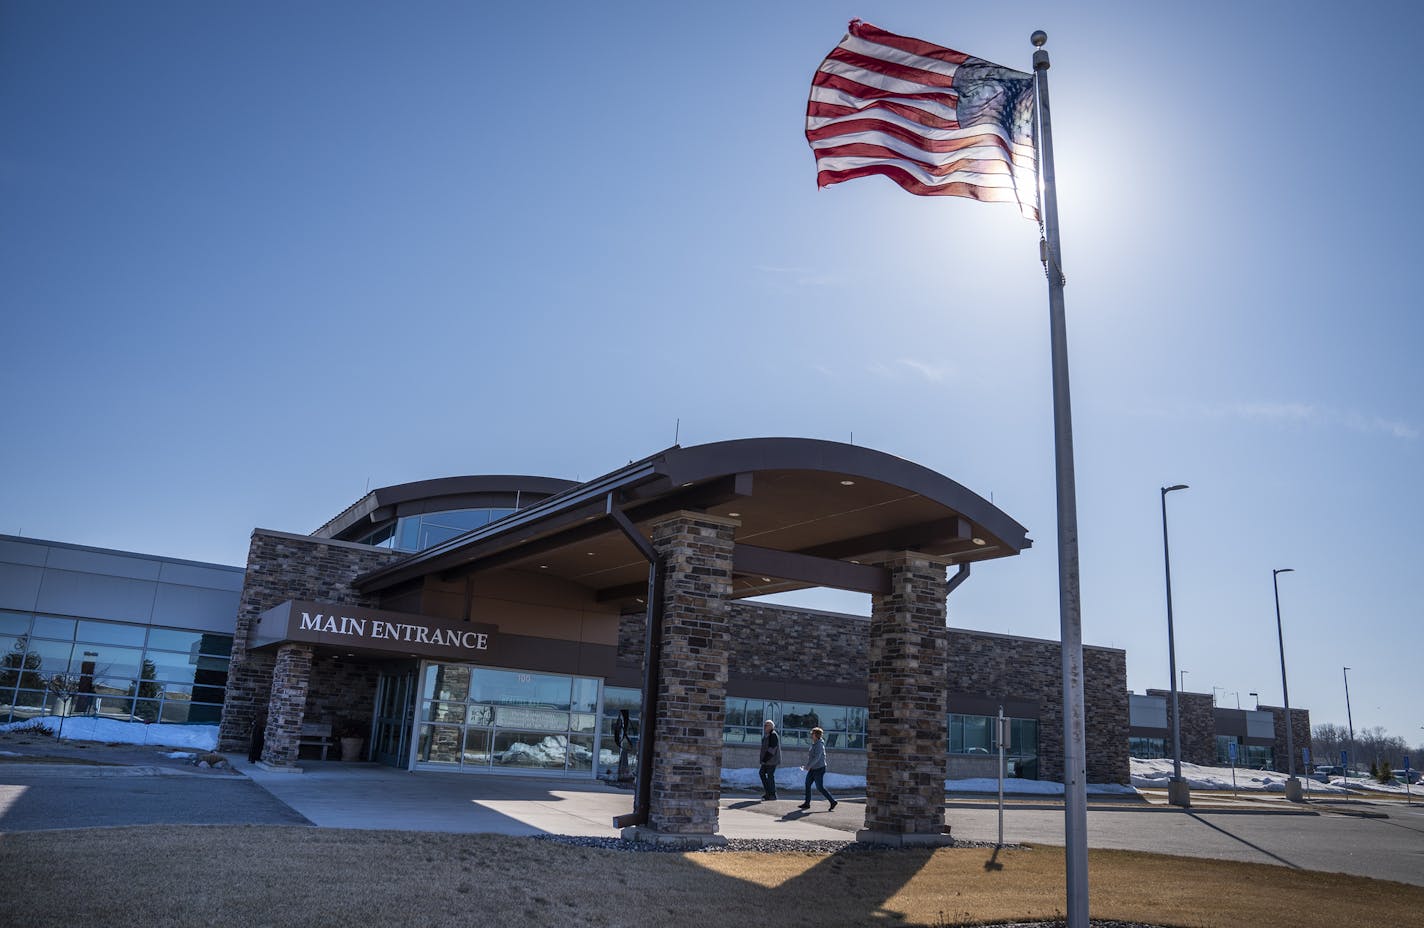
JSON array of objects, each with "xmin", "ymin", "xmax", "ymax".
[
  {"xmin": 1161, "ymin": 483, "xmax": 1190, "ymax": 808},
  {"xmin": 1272, "ymin": 568, "xmax": 1303, "ymax": 800},
  {"xmin": 1249, "ymin": 691, "xmax": 1259, "ymax": 710},
  {"xmin": 1232, "ymin": 692, "xmax": 1240, "ymax": 710},
  {"xmin": 1343, "ymin": 666, "xmax": 1356, "ymax": 779},
  {"xmin": 1180, "ymin": 669, "xmax": 1188, "ymax": 690}
]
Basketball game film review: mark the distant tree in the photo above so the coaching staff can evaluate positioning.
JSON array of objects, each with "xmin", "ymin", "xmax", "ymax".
[
  {"xmin": 127, "ymin": 659, "xmax": 160, "ymax": 722},
  {"xmin": 1378, "ymin": 761, "xmax": 1394, "ymax": 784},
  {"xmin": 0, "ymin": 635, "xmax": 45, "ymax": 693},
  {"xmin": 44, "ymin": 672, "xmax": 85, "ymax": 738},
  {"xmin": 1312, "ymin": 722, "xmax": 1348, "ymax": 764}
]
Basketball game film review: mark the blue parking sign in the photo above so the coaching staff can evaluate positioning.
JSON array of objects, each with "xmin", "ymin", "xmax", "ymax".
[
  {"xmin": 1228, "ymin": 741, "xmax": 1237, "ymax": 761},
  {"xmin": 1302, "ymin": 747, "xmax": 1310, "ymax": 765},
  {"xmin": 1340, "ymin": 750, "xmax": 1348, "ymax": 768},
  {"xmin": 1406, "ymin": 756, "xmax": 1412, "ymax": 772}
]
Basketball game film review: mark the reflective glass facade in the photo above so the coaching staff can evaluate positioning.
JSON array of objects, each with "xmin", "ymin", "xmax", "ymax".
[
  {"xmin": 723, "ymin": 697, "xmax": 867, "ymax": 751},
  {"xmin": 415, "ymin": 662, "xmax": 600, "ymax": 775},
  {"xmin": 949, "ymin": 712, "xmax": 1039, "ymax": 778},
  {"xmin": 0, "ymin": 610, "xmax": 232, "ymax": 725},
  {"xmin": 356, "ymin": 508, "xmax": 517, "ymax": 552},
  {"xmin": 1129, "ymin": 736, "xmax": 1167, "ymax": 759}
]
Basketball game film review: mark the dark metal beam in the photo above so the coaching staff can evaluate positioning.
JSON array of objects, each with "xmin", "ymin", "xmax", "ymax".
[{"xmin": 732, "ymin": 543, "xmax": 892, "ymax": 595}]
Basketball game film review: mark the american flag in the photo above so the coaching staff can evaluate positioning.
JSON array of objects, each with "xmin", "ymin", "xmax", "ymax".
[{"xmin": 806, "ymin": 20, "xmax": 1039, "ymax": 220}]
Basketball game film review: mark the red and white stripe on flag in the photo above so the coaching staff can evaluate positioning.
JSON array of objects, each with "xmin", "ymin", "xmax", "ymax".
[{"xmin": 807, "ymin": 20, "xmax": 1039, "ymax": 220}]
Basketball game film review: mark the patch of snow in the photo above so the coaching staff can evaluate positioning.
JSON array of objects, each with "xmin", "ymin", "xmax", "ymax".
[
  {"xmin": 0, "ymin": 717, "xmax": 219, "ymax": 750},
  {"xmin": 1130, "ymin": 757, "xmax": 1363, "ymax": 794},
  {"xmin": 165, "ymin": 751, "xmax": 198, "ymax": 759}
]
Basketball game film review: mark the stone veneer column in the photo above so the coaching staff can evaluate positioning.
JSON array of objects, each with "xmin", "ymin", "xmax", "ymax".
[
  {"xmin": 258, "ymin": 643, "xmax": 315, "ymax": 769},
  {"xmin": 635, "ymin": 511, "xmax": 737, "ymax": 845},
  {"xmin": 860, "ymin": 553, "xmax": 951, "ymax": 845}
]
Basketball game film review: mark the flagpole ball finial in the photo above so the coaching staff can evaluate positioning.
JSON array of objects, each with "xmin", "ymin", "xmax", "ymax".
[{"xmin": 1031, "ymin": 30, "xmax": 1047, "ymax": 47}]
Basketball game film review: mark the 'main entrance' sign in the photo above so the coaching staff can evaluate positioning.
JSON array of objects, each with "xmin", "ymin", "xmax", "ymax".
[{"xmin": 254, "ymin": 600, "xmax": 498, "ymax": 662}]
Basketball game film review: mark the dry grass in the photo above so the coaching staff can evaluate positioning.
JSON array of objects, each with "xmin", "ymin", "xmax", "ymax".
[{"xmin": 0, "ymin": 826, "xmax": 1419, "ymax": 927}]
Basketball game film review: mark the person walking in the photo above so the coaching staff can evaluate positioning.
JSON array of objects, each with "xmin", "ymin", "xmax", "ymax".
[
  {"xmin": 798, "ymin": 726, "xmax": 837, "ymax": 811},
  {"xmin": 758, "ymin": 719, "xmax": 781, "ymax": 800}
]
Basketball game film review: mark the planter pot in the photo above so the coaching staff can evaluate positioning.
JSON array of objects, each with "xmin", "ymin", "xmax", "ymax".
[{"xmin": 340, "ymin": 737, "xmax": 365, "ymax": 762}]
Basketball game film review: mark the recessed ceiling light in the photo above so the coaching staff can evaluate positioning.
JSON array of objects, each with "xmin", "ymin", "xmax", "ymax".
[
  {"xmin": 539, "ymin": 564, "xmax": 549, "ymax": 569},
  {"xmin": 635, "ymin": 597, "xmax": 646, "ymax": 604},
  {"xmin": 586, "ymin": 551, "xmax": 596, "ymax": 556},
  {"xmin": 972, "ymin": 537, "xmax": 987, "ymax": 546},
  {"xmin": 840, "ymin": 479, "xmax": 855, "ymax": 486},
  {"xmin": 727, "ymin": 512, "xmax": 741, "ymax": 517},
  {"xmin": 760, "ymin": 576, "xmax": 772, "ymax": 582}
]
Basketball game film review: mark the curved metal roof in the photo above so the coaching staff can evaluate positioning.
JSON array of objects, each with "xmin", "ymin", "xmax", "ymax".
[
  {"xmin": 355, "ymin": 438, "xmax": 1031, "ymax": 601},
  {"xmin": 313, "ymin": 474, "xmax": 578, "ymax": 540}
]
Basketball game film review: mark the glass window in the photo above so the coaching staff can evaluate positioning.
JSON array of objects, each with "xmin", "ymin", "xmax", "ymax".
[
  {"xmin": 470, "ymin": 668, "xmax": 572, "ymax": 710},
  {"xmin": 567, "ymin": 734, "xmax": 594, "ymax": 772},
  {"xmin": 493, "ymin": 706, "xmax": 568, "ymax": 732},
  {"xmin": 23, "ymin": 638, "xmax": 74, "ymax": 674},
  {"xmin": 0, "ymin": 612, "xmax": 31, "ymax": 635},
  {"xmin": 73, "ymin": 644, "xmax": 145, "ymax": 680},
  {"xmin": 422, "ymin": 700, "xmax": 465, "ymax": 724},
  {"xmin": 571, "ymin": 678, "xmax": 599, "ymax": 714},
  {"xmin": 493, "ymin": 731, "xmax": 567, "ymax": 769},
  {"xmin": 75, "ymin": 620, "xmax": 146, "ymax": 647},
  {"xmin": 417, "ymin": 725, "xmax": 462, "ymax": 764},
  {"xmin": 462, "ymin": 729, "xmax": 492, "ymax": 767},
  {"xmin": 962, "ymin": 715, "xmax": 991, "ymax": 753},
  {"xmin": 31, "ymin": 616, "xmax": 76, "ymax": 640},
  {"xmin": 423, "ymin": 663, "xmax": 471, "ymax": 702},
  {"xmin": 144, "ymin": 628, "xmax": 202, "ymax": 653}
]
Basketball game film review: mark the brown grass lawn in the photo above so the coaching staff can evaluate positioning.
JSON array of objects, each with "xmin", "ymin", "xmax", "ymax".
[{"xmin": 1, "ymin": 826, "xmax": 1418, "ymax": 927}]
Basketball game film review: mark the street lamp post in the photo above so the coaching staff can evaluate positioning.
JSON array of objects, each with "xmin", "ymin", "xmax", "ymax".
[
  {"xmin": 1272, "ymin": 568, "xmax": 1303, "ymax": 801},
  {"xmin": 1161, "ymin": 483, "xmax": 1190, "ymax": 808},
  {"xmin": 1249, "ymin": 691, "xmax": 1259, "ymax": 710},
  {"xmin": 1180, "ymin": 669, "xmax": 1188, "ymax": 690},
  {"xmin": 1343, "ymin": 667, "xmax": 1356, "ymax": 779}
]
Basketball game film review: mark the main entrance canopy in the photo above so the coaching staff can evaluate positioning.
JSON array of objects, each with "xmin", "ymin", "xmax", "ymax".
[
  {"xmin": 353, "ymin": 437, "xmax": 1032, "ymax": 845},
  {"xmin": 355, "ymin": 438, "xmax": 1030, "ymax": 603}
]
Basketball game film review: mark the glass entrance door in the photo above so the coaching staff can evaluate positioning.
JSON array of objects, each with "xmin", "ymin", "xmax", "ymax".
[{"xmin": 373, "ymin": 667, "xmax": 415, "ymax": 767}]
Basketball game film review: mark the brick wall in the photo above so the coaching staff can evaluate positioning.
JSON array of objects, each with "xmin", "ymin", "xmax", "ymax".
[
  {"xmin": 1261, "ymin": 704, "xmax": 1312, "ymax": 773},
  {"xmin": 1147, "ymin": 689, "xmax": 1216, "ymax": 766},
  {"xmin": 619, "ymin": 600, "xmax": 1131, "ymax": 785},
  {"xmin": 217, "ymin": 530, "xmax": 404, "ymax": 752}
]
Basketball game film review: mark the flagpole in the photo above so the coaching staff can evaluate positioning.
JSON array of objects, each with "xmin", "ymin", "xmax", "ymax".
[{"xmin": 1031, "ymin": 29, "xmax": 1089, "ymax": 928}]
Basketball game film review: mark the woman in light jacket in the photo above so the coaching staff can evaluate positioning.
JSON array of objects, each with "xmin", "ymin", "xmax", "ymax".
[{"xmin": 798, "ymin": 726, "xmax": 838, "ymax": 810}]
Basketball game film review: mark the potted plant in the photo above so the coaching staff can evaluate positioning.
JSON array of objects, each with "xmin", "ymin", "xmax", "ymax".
[{"xmin": 335, "ymin": 718, "xmax": 367, "ymax": 762}]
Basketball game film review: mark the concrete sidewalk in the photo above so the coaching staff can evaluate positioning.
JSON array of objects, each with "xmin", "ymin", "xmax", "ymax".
[{"xmin": 235, "ymin": 757, "xmax": 855, "ymax": 840}]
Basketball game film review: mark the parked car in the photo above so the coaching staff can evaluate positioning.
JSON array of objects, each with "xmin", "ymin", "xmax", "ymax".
[
  {"xmin": 1312, "ymin": 765, "xmax": 1340, "ymax": 782},
  {"xmin": 1393, "ymin": 769, "xmax": 1421, "ymax": 785}
]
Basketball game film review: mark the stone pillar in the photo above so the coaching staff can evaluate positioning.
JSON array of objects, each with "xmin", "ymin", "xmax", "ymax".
[
  {"xmin": 860, "ymin": 553, "xmax": 951, "ymax": 845},
  {"xmin": 631, "ymin": 512, "xmax": 737, "ymax": 846},
  {"xmin": 258, "ymin": 643, "xmax": 315, "ymax": 770}
]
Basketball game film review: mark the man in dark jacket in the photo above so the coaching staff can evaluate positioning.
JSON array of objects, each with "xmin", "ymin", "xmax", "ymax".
[{"xmin": 758, "ymin": 719, "xmax": 781, "ymax": 800}]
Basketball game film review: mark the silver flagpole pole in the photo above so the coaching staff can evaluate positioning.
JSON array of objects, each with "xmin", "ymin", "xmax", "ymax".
[{"xmin": 1031, "ymin": 29, "xmax": 1089, "ymax": 928}]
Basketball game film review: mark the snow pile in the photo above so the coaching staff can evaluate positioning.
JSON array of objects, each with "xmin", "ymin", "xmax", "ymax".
[
  {"xmin": 720, "ymin": 768, "xmax": 1136, "ymax": 796},
  {"xmin": 1130, "ymin": 758, "xmax": 1368, "ymax": 794},
  {"xmin": 0, "ymin": 716, "xmax": 219, "ymax": 750}
]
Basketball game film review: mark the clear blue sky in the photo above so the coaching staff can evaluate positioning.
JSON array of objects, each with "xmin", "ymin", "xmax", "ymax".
[{"xmin": 3, "ymin": 2, "xmax": 1420, "ymax": 749}]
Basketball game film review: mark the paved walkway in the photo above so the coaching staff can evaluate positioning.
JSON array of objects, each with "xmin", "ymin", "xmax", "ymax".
[{"xmin": 236, "ymin": 757, "xmax": 854, "ymax": 840}]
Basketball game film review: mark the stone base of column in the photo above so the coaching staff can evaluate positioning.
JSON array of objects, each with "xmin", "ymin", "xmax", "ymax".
[
  {"xmin": 255, "ymin": 761, "xmax": 305, "ymax": 774},
  {"xmin": 1284, "ymin": 777, "xmax": 1304, "ymax": 802},
  {"xmin": 855, "ymin": 828, "xmax": 954, "ymax": 847},
  {"xmin": 621, "ymin": 826, "xmax": 727, "ymax": 848},
  {"xmin": 1168, "ymin": 779, "xmax": 1192, "ymax": 807}
]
